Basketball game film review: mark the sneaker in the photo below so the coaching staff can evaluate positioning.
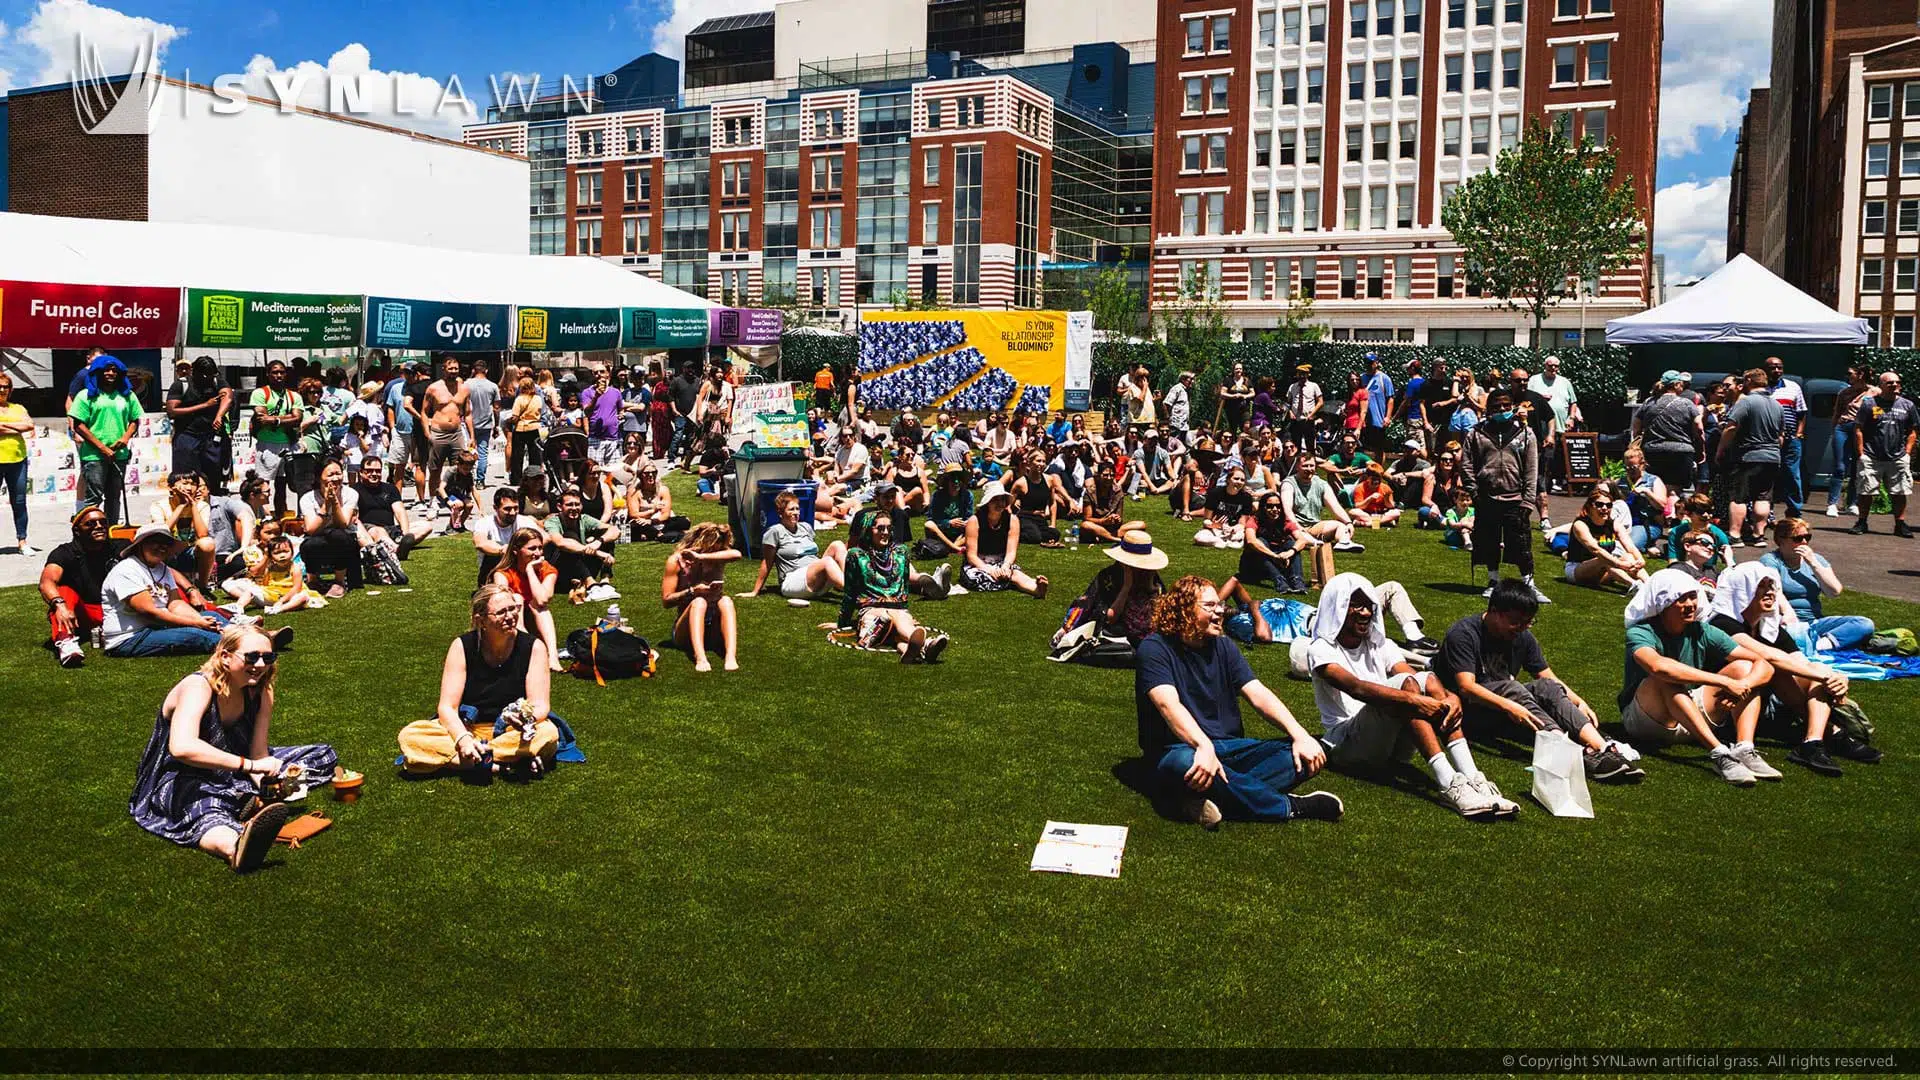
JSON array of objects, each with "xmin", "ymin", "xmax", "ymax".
[
  {"xmin": 1848, "ymin": 521, "xmax": 1870, "ymax": 535},
  {"xmin": 1825, "ymin": 504, "xmax": 1840, "ymax": 518},
  {"xmin": 55, "ymin": 637, "xmax": 84, "ymax": 669},
  {"xmin": 228, "ymin": 614, "xmax": 262, "ymax": 628},
  {"xmin": 1896, "ymin": 521, "xmax": 1915, "ymax": 539},
  {"xmin": 1712, "ymin": 748, "xmax": 1757, "ymax": 787},
  {"xmin": 1525, "ymin": 578, "xmax": 1554, "ymax": 605},
  {"xmin": 219, "ymin": 601, "xmax": 248, "ymax": 618},
  {"xmin": 1540, "ymin": 516, "xmax": 1553, "ymax": 532},
  {"xmin": 1403, "ymin": 636, "xmax": 1442, "ymax": 653},
  {"xmin": 1481, "ymin": 583, "xmax": 1498, "ymax": 599},
  {"xmin": 1471, "ymin": 775, "xmax": 1520, "ymax": 818},
  {"xmin": 1826, "ymin": 731, "xmax": 1883, "ymax": 764},
  {"xmin": 921, "ymin": 632, "xmax": 951, "ymax": 662},
  {"xmin": 1584, "ymin": 746, "xmax": 1644, "ymax": 782},
  {"xmin": 931, "ymin": 561, "xmax": 954, "ymax": 598},
  {"xmin": 1288, "ymin": 790, "xmax": 1345, "ymax": 822},
  {"xmin": 1333, "ymin": 540, "xmax": 1366, "ymax": 552},
  {"xmin": 16, "ymin": 542, "xmax": 38, "ymax": 557},
  {"xmin": 1605, "ymin": 738, "xmax": 1643, "ymax": 763},
  {"xmin": 230, "ymin": 801, "xmax": 293, "ymax": 873},
  {"xmin": 1735, "ymin": 744, "xmax": 1782, "ymax": 781},
  {"xmin": 1443, "ymin": 774, "xmax": 1499, "ymax": 820},
  {"xmin": 269, "ymin": 625, "xmax": 295, "ymax": 652},
  {"xmin": 1786, "ymin": 739, "xmax": 1843, "ymax": 777},
  {"xmin": 1181, "ymin": 796, "xmax": 1223, "ymax": 829}
]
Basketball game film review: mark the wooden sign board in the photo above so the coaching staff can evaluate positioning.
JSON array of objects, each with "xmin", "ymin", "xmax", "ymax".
[{"xmin": 1562, "ymin": 431, "xmax": 1601, "ymax": 485}]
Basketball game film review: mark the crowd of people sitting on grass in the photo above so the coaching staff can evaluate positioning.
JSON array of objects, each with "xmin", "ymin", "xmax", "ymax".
[{"xmin": 24, "ymin": 348, "xmax": 1911, "ymax": 870}]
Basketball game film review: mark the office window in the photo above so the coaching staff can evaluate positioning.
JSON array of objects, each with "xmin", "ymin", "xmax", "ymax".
[
  {"xmin": 1251, "ymin": 258, "xmax": 1268, "ymax": 301},
  {"xmin": 1899, "ymin": 199, "xmax": 1918, "ymax": 233},
  {"xmin": 575, "ymin": 219, "xmax": 602, "ymax": 255},
  {"xmin": 1212, "ymin": 75, "xmax": 1231, "ymax": 111},
  {"xmin": 1212, "ymin": 15, "xmax": 1231, "ymax": 50},
  {"xmin": 1341, "ymin": 257, "xmax": 1359, "ymax": 298},
  {"xmin": 1473, "ymin": 51, "xmax": 1492, "ymax": 91},
  {"xmin": 1396, "ymin": 184, "xmax": 1415, "ymax": 228},
  {"xmin": 1372, "ymin": 123, "xmax": 1390, "ymax": 160},
  {"xmin": 1350, "ymin": 63, "xmax": 1367, "ymax": 100},
  {"xmin": 1867, "ymin": 198, "xmax": 1889, "ymax": 235},
  {"xmin": 1500, "ymin": 113, "xmax": 1520, "ymax": 149},
  {"xmin": 622, "ymin": 216, "xmax": 650, "ymax": 255},
  {"xmin": 1279, "ymin": 130, "xmax": 1297, "ymax": 165},
  {"xmin": 1395, "ymin": 255, "xmax": 1413, "ymax": 298},
  {"xmin": 623, "ymin": 168, "xmax": 641, "ymax": 203},
  {"xmin": 1446, "ymin": 55, "xmax": 1463, "ymax": 93},
  {"xmin": 1448, "ymin": 0, "xmax": 1466, "ymax": 29},
  {"xmin": 922, "ymin": 202, "xmax": 939, "ymax": 245},
  {"xmin": 1284, "ymin": 8, "xmax": 1301, "ymax": 43},
  {"xmin": 812, "ymin": 153, "xmax": 844, "ymax": 193},
  {"xmin": 1896, "ymin": 315, "xmax": 1916, "ymax": 348},
  {"xmin": 1475, "ymin": 0, "xmax": 1494, "ymax": 27},
  {"xmin": 1258, "ymin": 71, "xmax": 1274, "ymax": 108},
  {"xmin": 1255, "ymin": 131, "xmax": 1272, "ymax": 167},
  {"xmin": 1443, "ymin": 118, "xmax": 1462, "ymax": 156},
  {"xmin": 1554, "ymin": 46, "xmax": 1576, "ymax": 83},
  {"xmin": 1301, "ymin": 254, "xmax": 1318, "ymax": 293},
  {"xmin": 1867, "ymin": 143, "xmax": 1890, "ymax": 178},
  {"xmin": 1907, "ymin": 83, "xmax": 1920, "ymax": 118},
  {"xmin": 1399, "ymin": 120, "xmax": 1417, "ymax": 158},
  {"xmin": 1180, "ymin": 194, "xmax": 1200, "ymax": 235},
  {"xmin": 1282, "ymin": 70, "xmax": 1299, "ymax": 105},
  {"xmin": 1206, "ymin": 192, "xmax": 1226, "ymax": 235},
  {"xmin": 1441, "ymin": 182, "xmax": 1459, "ymax": 212},
  {"xmin": 1898, "ymin": 258, "xmax": 1917, "ymax": 292},
  {"xmin": 1209, "ymin": 133, "xmax": 1229, "ymax": 170},
  {"xmin": 1351, "ymin": 1, "xmax": 1367, "ymax": 38},
  {"xmin": 1377, "ymin": 0, "xmax": 1395, "ymax": 36},
  {"xmin": 1347, "ymin": 125, "xmax": 1364, "ymax": 162},
  {"xmin": 1557, "ymin": 0, "xmax": 1577, "ymax": 15},
  {"xmin": 1470, "ymin": 117, "xmax": 1490, "ymax": 155},
  {"xmin": 1275, "ymin": 257, "xmax": 1293, "ymax": 297},
  {"xmin": 1503, "ymin": 49, "xmax": 1521, "ymax": 89},
  {"xmin": 1259, "ymin": 10, "xmax": 1276, "ymax": 46},
  {"xmin": 1370, "ymin": 187, "xmax": 1388, "ymax": 229},
  {"xmin": 1184, "ymin": 17, "xmax": 1205, "ymax": 54},
  {"xmin": 1589, "ymin": 0, "xmax": 1610, "ymax": 11},
  {"xmin": 1901, "ymin": 141, "xmax": 1920, "ymax": 177},
  {"xmin": 923, "ymin": 147, "xmax": 940, "ymax": 186},
  {"xmin": 1862, "ymin": 258, "xmax": 1884, "ymax": 292},
  {"xmin": 1367, "ymin": 256, "xmax": 1386, "ymax": 297},
  {"xmin": 1401, "ymin": 58, "xmax": 1419, "ymax": 97},
  {"xmin": 1375, "ymin": 60, "xmax": 1393, "ymax": 98},
  {"xmin": 1308, "ymin": 5, "xmax": 1326, "ymax": 42},
  {"xmin": 1184, "ymin": 76, "xmax": 1204, "ymax": 114},
  {"xmin": 1402, "ymin": 0, "xmax": 1419, "ymax": 31},
  {"xmin": 1505, "ymin": 0, "xmax": 1523, "ymax": 20},
  {"xmin": 1587, "ymin": 41, "xmax": 1610, "ymax": 81},
  {"xmin": 1583, "ymin": 108, "xmax": 1609, "ymax": 146},
  {"xmin": 1253, "ymin": 191, "xmax": 1270, "ymax": 233},
  {"xmin": 1183, "ymin": 135, "xmax": 1202, "ymax": 172},
  {"xmin": 1277, "ymin": 191, "xmax": 1296, "ymax": 229},
  {"xmin": 1305, "ymin": 129, "xmax": 1322, "ymax": 164},
  {"xmin": 1307, "ymin": 67, "xmax": 1324, "ymax": 103},
  {"xmin": 577, "ymin": 172, "xmax": 603, "ymax": 206},
  {"xmin": 1865, "ymin": 314, "xmax": 1883, "ymax": 343},
  {"xmin": 1438, "ymin": 254, "xmax": 1456, "ymax": 297},
  {"xmin": 721, "ymin": 211, "xmax": 751, "ymax": 251},
  {"xmin": 1303, "ymin": 188, "xmax": 1320, "ymax": 230},
  {"xmin": 1345, "ymin": 187, "xmax": 1362, "ymax": 231}
]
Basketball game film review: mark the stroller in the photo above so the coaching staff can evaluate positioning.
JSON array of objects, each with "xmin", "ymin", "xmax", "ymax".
[{"xmin": 544, "ymin": 427, "xmax": 591, "ymax": 493}]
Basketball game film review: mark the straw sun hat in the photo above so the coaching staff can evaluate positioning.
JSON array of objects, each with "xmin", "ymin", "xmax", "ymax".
[{"xmin": 1105, "ymin": 528, "xmax": 1169, "ymax": 571}]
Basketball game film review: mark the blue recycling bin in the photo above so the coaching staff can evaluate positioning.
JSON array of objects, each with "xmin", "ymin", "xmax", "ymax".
[
  {"xmin": 756, "ymin": 480, "xmax": 817, "ymax": 537},
  {"xmin": 727, "ymin": 443, "xmax": 810, "ymax": 552}
]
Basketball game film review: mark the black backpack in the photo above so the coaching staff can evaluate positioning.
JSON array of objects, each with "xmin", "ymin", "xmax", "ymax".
[{"xmin": 565, "ymin": 627, "xmax": 656, "ymax": 684}]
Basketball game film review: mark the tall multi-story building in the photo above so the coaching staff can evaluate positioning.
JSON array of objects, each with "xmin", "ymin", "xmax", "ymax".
[
  {"xmin": 1150, "ymin": 0, "xmax": 1663, "ymax": 346},
  {"xmin": 465, "ymin": 0, "xmax": 1157, "ymax": 322},
  {"xmin": 1725, "ymin": 87, "xmax": 1769, "ymax": 262}
]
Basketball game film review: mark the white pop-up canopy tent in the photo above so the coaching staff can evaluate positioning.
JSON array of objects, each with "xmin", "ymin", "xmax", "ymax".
[
  {"xmin": 1605, "ymin": 254, "xmax": 1869, "ymax": 344},
  {"xmin": 0, "ymin": 211, "xmax": 716, "ymax": 311}
]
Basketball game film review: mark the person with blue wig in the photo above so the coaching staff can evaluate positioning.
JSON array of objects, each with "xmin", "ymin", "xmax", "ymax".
[{"xmin": 68, "ymin": 354, "xmax": 144, "ymax": 523}]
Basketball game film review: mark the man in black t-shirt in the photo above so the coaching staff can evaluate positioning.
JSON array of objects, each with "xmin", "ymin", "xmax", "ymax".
[
  {"xmin": 38, "ymin": 507, "xmax": 129, "ymax": 667},
  {"xmin": 668, "ymin": 362, "xmax": 702, "ymax": 460},
  {"xmin": 166, "ymin": 357, "xmax": 233, "ymax": 493},
  {"xmin": 1434, "ymin": 579, "xmax": 1641, "ymax": 781},
  {"xmin": 1133, "ymin": 574, "xmax": 1342, "ymax": 826},
  {"xmin": 352, "ymin": 458, "xmax": 433, "ymax": 555}
]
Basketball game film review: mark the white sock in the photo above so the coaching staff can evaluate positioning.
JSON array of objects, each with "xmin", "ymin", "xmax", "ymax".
[
  {"xmin": 1428, "ymin": 752, "xmax": 1459, "ymax": 787},
  {"xmin": 1732, "ymin": 740, "xmax": 1753, "ymax": 754},
  {"xmin": 1523, "ymin": 574, "xmax": 1537, "ymax": 587},
  {"xmin": 1446, "ymin": 740, "xmax": 1480, "ymax": 779}
]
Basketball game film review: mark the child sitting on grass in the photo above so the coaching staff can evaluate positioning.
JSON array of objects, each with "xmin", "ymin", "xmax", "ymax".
[
  {"xmin": 444, "ymin": 450, "xmax": 476, "ymax": 532},
  {"xmin": 226, "ymin": 534, "xmax": 323, "ymax": 614},
  {"xmin": 1441, "ymin": 487, "xmax": 1475, "ymax": 549},
  {"xmin": 1350, "ymin": 463, "xmax": 1402, "ymax": 529}
]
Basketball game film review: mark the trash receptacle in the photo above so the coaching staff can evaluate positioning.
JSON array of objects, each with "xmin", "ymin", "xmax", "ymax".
[
  {"xmin": 729, "ymin": 443, "xmax": 809, "ymax": 553},
  {"xmin": 756, "ymin": 480, "xmax": 817, "ymax": 537}
]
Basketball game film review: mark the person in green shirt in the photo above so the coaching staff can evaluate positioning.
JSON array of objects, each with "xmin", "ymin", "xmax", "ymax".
[
  {"xmin": 248, "ymin": 360, "xmax": 300, "ymax": 515},
  {"xmin": 544, "ymin": 488, "xmax": 619, "ymax": 598},
  {"xmin": 838, "ymin": 509, "xmax": 948, "ymax": 663},
  {"xmin": 1619, "ymin": 568, "xmax": 1777, "ymax": 786},
  {"xmin": 67, "ymin": 355, "xmax": 144, "ymax": 523}
]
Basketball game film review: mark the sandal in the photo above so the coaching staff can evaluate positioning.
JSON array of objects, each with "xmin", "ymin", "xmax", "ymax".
[{"xmin": 230, "ymin": 801, "xmax": 294, "ymax": 872}]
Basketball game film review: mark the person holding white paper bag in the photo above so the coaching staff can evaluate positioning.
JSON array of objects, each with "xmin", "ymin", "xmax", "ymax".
[
  {"xmin": 1133, "ymin": 574, "xmax": 1345, "ymax": 828},
  {"xmin": 1433, "ymin": 579, "xmax": 1643, "ymax": 784}
]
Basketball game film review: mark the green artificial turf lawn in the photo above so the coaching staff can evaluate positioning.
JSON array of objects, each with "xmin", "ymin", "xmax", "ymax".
[{"xmin": 1, "ymin": 476, "xmax": 1915, "ymax": 1050}]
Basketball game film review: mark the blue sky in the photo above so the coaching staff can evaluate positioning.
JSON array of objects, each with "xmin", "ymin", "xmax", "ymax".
[{"xmin": 0, "ymin": 0, "xmax": 1767, "ymax": 283}]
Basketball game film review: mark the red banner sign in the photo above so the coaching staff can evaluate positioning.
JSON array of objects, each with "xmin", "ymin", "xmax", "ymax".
[{"xmin": 0, "ymin": 279, "xmax": 181, "ymax": 349}]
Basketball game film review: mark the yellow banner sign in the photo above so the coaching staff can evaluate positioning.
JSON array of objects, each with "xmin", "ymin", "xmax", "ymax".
[{"xmin": 856, "ymin": 310, "xmax": 1069, "ymax": 412}]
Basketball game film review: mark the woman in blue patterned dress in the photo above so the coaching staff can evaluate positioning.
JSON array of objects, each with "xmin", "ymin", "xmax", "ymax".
[{"xmin": 129, "ymin": 624, "xmax": 341, "ymax": 872}]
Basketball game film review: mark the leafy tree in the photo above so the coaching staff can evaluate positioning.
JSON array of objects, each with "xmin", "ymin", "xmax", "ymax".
[
  {"xmin": 1080, "ymin": 260, "xmax": 1146, "ymax": 338},
  {"xmin": 885, "ymin": 288, "xmax": 942, "ymax": 312},
  {"xmin": 1440, "ymin": 118, "xmax": 1642, "ymax": 350},
  {"xmin": 760, "ymin": 283, "xmax": 820, "ymax": 331},
  {"xmin": 1266, "ymin": 292, "xmax": 1326, "ymax": 343}
]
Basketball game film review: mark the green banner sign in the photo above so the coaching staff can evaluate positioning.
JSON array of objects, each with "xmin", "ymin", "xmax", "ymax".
[
  {"xmin": 622, "ymin": 307, "xmax": 710, "ymax": 349},
  {"xmin": 186, "ymin": 289, "xmax": 364, "ymax": 349},
  {"xmin": 516, "ymin": 305, "xmax": 622, "ymax": 352}
]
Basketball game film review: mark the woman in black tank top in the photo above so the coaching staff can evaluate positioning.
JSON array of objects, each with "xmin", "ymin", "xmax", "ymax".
[
  {"xmin": 963, "ymin": 484, "xmax": 1050, "ymax": 597},
  {"xmin": 1011, "ymin": 452, "xmax": 1063, "ymax": 546},
  {"xmin": 398, "ymin": 583, "xmax": 562, "ymax": 777}
]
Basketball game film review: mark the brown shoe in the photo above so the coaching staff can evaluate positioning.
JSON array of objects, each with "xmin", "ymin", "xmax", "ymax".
[{"xmin": 230, "ymin": 801, "xmax": 294, "ymax": 873}]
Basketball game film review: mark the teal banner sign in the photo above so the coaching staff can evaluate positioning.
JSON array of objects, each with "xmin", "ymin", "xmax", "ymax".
[
  {"xmin": 364, "ymin": 296, "xmax": 512, "ymax": 352},
  {"xmin": 622, "ymin": 307, "xmax": 710, "ymax": 349},
  {"xmin": 516, "ymin": 305, "xmax": 621, "ymax": 351}
]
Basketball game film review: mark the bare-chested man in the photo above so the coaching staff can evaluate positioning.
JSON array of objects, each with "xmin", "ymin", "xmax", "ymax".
[{"xmin": 421, "ymin": 354, "xmax": 472, "ymax": 502}]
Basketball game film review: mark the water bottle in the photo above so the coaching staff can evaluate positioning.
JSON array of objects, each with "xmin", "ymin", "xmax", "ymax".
[
  {"xmin": 605, "ymin": 603, "xmax": 621, "ymax": 624},
  {"xmin": 91, "ymin": 625, "xmax": 106, "ymax": 650}
]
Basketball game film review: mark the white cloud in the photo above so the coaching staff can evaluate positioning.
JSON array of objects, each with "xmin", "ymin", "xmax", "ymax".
[
  {"xmin": 234, "ymin": 43, "xmax": 478, "ymax": 139},
  {"xmin": 1657, "ymin": 0, "xmax": 1770, "ymax": 158},
  {"xmin": 1655, "ymin": 177, "xmax": 1731, "ymax": 279},
  {"xmin": 640, "ymin": 0, "xmax": 769, "ymax": 60},
  {"xmin": 14, "ymin": 0, "xmax": 183, "ymax": 86}
]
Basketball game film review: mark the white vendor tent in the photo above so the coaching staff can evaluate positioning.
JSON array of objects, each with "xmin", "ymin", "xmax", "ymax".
[
  {"xmin": 1605, "ymin": 254, "xmax": 1869, "ymax": 344},
  {"xmin": 0, "ymin": 211, "xmax": 715, "ymax": 310}
]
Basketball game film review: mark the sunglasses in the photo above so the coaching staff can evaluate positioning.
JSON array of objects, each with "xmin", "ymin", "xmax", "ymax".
[
  {"xmin": 239, "ymin": 650, "xmax": 278, "ymax": 666},
  {"xmin": 1789, "ymin": 533, "xmax": 1812, "ymax": 542}
]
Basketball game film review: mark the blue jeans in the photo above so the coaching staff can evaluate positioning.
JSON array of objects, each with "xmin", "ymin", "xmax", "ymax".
[
  {"xmin": 1827, "ymin": 422, "xmax": 1858, "ymax": 508},
  {"xmin": 107, "ymin": 623, "xmax": 224, "ymax": 657},
  {"xmin": 0, "ymin": 459, "xmax": 28, "ymax": 542},
  {"xmin": 472, "ymin": 427, "xmax": 494, "ymax": 487},
  {"xmin": 1628, "ymin": 524, "xmax": 1663, "ymax": 552},
  {"xmin": 1154, "ymin": 737, "xmax": 1303, "ymax": 821},
  {"xmin": 1777, "ymin": 435, "xmax": 1804, "ymax": 515},
  {"xmin": 1809, "ymin": 615, "xmax": 1875, "ymax": 652}
]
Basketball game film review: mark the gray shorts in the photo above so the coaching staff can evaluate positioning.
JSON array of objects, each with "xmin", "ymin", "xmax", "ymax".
[
  {"xmin": 385, "ymin": 433, "xmax": 415, "ymax": 468},
  {"xmin": 1322, "ymin": 672, "xmax": 1432, "ymax": 769},
  {"xmin": 1621, "ymin": 688, "xmax": 1703, "ymax": 748},
  {"xmin": 254, "ymin": 444, "xmax": 286, "ymax": 481}
]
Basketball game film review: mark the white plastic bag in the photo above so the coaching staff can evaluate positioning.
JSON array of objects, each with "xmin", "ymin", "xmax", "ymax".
[{"xmin": 1529, "ymin": 729, "xmax": 1593, "ymax": 818}]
